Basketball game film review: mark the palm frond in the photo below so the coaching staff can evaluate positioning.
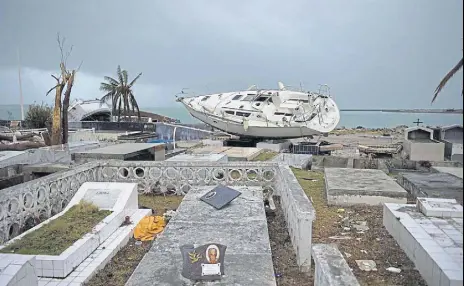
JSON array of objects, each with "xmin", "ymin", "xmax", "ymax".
[
  {"xmin": 129, "ymin": 72, "xmax": 142, "ymax": 87},
  {"xmin": 432, "ymin": 58, "xmax": 463, "ymax": 103},
  {"xmin": 100, "ymin": 82, "xmax": 117, "ymax": 92},
  {"xmin": 117, "ymin": 65, "xmax": 124, "ymax": 86},
  {"xmin": 100, "ymin": 92, "xmax": 114, "ymax": 103},
  {"xmin": 103, "ymin": 76, "xmax": 119, "ymax": 86},
  {"xmin": 122, "ymin": 70, "xmax": 128, "ymax": 85}
]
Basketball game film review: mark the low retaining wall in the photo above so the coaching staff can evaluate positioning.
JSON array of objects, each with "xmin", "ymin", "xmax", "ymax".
[{"xmin": 275, "ymin": 164, "xmax": 315, "ymax": 272}]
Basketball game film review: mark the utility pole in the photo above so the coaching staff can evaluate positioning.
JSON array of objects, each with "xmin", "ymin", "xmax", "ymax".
[{"xmin": 17, "ymin": 48, "xmax": 24, "ymax": 121}]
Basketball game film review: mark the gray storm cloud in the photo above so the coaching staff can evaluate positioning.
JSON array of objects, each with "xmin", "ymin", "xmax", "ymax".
[{"xmin": 0, "ymin": 0, "xmax": 462, "ymax": 108}]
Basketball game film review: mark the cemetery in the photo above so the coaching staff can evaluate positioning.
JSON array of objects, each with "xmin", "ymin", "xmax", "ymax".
[{"xmin": 0, "ymin": 128, "xmax": 462, "ymax": 285}]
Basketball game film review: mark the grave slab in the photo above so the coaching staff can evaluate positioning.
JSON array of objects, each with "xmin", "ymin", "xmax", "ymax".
[
  {"xmin": 383, "ymin": 203, "xmax": 463, "ymax": 286},
  {"xmin": 166, "ymin": 153, "xmax": 228, "ymax": 162},
  {"xmin": 398, "ymin": 172, "xmax": 463, "ymax": 204},
  {"xmin": 126, "ymin": 186, "xmax": 276, "ymax": 285},
  {"xmin": 222, "ymin": 147, "xmax": 264, "ymax": 161},
  {"xmin": 432, "ymin": 166, "xmax": 464, "ymax": 179},
  {"xmin": 73, "ymin": 143, "xmax": 165, "ymax": 162},
  {"xmin": 190, "ymin": 146, "xmax": 231, "ymax": 155},
  {"xmin": 417, "ymin": 198, "xmax": 463, "ymax": 218},
  {"xmin": 325, "ymin": 168, "xmax": 408, "ymax": 206}
]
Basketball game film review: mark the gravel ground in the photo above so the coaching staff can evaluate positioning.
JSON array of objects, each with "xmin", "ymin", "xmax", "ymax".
[{"xmin": 267, "ymin": 168, "xmax": 427, "ymax": 286}]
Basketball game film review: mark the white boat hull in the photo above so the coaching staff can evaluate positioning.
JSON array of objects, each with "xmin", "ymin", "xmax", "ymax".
[
  {"xmin": 178, "ymin": 82, "xmax": 340, "ymax": 139},
  {"xmin": 184, "ymin": 104, "xmax": 323, "ymax": 138}
]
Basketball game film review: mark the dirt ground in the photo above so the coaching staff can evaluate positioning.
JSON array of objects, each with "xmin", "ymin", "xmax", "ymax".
[
  {"xmin": 282, "ymin": 169, "xmax": 427, "ymax": 286},
  {"xmin": 85, "ymin": 195, "xmax": 184, "ymax": 286}
]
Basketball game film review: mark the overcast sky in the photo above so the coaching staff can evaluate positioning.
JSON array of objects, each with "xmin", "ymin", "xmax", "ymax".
[{"xmin": 0, "ymin": 0, "xmax": 462, "ymax": 109}]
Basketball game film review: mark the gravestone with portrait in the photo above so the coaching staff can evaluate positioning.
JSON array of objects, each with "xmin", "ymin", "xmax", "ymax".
[{"xmin": 180, "ymin": 243, "xmax": 227, "ymax": 281}]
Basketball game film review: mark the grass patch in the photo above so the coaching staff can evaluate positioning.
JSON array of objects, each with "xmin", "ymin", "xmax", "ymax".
[
  {"xmin": 1, "ymin": 201, "xmax": 111, "ymax": 255},
  {"xmin": 252, "ymin": 151, "xmax": 278, "ymax": 161},
  {"xmin": 290, "ymin": 168, "xmax": 340, "ymax": 239},
  {"xmin": 138, "ymin": 194, "xmax": 184, "ymax": 215}
]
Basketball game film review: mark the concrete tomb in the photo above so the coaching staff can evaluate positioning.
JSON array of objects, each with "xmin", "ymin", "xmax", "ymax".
[
  {"xmin": 166, "ymin": 153, "xmax": 228, "ymax": 162},
  {"xmin": 432, "ymin": 166, "xmax": 464, "ymax": 179},
  {"xmin": 402, "ymin": 126, "xmax": 445, "ymax": 162},
  {"xmin": 397, "ymin": 172, "xmax": 463, "ymax": 204},
  {"xmin": 0, "ymin": 182, "xmax": 149, "ymax": 285},
  {"xmin": 383, "ymin": 201, "xmax": 463, "ymax": 286},
  {"xmin": 126, "ymin": 186, "xmax": 276, "ymax": 285},
  {"xmin": 434, "ymin": 124, "xmax": 463, "ymax": 162},
  {"xmin": 325, "ymin": 168, "xmax": 408, "ymax": 206},
  {"xmin": 271, "ymin": 153, "xmax": 312, "ymax": 170},
  {"xmin": 73, "ymin": 143, "xmax": 165, "ymax": 162}
]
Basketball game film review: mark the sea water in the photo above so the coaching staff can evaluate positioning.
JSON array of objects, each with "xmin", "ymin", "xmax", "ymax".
[{"xmin": 1, "ymin": 104, "xmax": 462, "ymax": 128}]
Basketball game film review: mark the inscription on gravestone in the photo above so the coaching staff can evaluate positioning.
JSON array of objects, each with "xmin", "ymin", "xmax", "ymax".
[
  {"xmin": 180, "ymin": 243, "xmax": 227, "ymax": 281},
  {"xmin": 83, "ymin": 188, "xmax": 122, "ymax": 209}
]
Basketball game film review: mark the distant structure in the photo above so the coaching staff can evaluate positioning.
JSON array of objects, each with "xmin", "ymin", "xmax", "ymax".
[
  {"xmin": 432, "ymin": 124, "xmax": 463, "ymax": 162},
  {"xmin": 402, "ymin": 126, "xmax": 445, "ymax": 161}
]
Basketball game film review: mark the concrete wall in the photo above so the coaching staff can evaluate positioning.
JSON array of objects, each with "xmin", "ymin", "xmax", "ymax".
[
  {"xmin": 275, "ymin": 165, "xmax": 315, "ymax": 272},
  {"xmin": 155, "ymin": 123, "xmax": 214, "ymax": 141},
  {"xmin": 403, "ymin": 140, "xmax": 445, "ymax": 161}
]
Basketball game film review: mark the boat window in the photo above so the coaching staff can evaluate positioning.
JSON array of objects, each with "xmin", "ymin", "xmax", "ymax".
[
  {"xmin": 255, "ymin": 95, "xmax": 270, "ymax": 102},
  {"xmin": 236, "ymin": 112, "xmax": 251, "ymax": 117},
  {"xmin": 288, "ymin": 99, "xmax": 309, "ymax": 103},
  {"xmin": 201, "ymin": 96, "xmax": 210, "ymax": 101},
  {"xmin": 243, "ymin": 95, "xmax": 255, "ymax": 101},
  {"xmin": 232, "ymin": 94, "xmax": 243, "ymax": 100},
  {"xmin": 239, "ymin": 105, "xmax": 244, "ymax": 109},
  {"xmin": 274, "ymin": 112, "xmax": 293, "ymax": 116},
  {"xmin": 225, "ymin": 110, "xmax": 235, "ymax": 115}
]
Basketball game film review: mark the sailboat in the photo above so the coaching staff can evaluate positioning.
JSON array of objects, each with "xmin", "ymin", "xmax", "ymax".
[{"xmin": 177, "ymin": 82, "xmax": 340, "ymax": 139}]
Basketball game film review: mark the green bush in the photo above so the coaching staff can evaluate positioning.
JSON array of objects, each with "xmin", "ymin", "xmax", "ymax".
[{"xmin": 24, "ymin": 103, "xmax": 53, "ymax": 129}]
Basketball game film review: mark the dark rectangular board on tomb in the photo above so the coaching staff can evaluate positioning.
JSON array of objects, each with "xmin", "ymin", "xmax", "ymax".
[{"xmin": 200, "ymin": 185, "xmax": 242, "ymax": 210}]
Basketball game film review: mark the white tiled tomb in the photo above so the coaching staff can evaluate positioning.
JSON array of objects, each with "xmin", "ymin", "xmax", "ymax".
[
  {"xmin": 0, "ymin": 182, "xmax": 138, "ymax": 279},
  {"xmin": 383, "ymin": 201, "xmax": 463, "ymax": 286}
]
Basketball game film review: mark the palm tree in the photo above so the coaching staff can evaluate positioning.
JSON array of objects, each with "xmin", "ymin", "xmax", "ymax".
[
  {"xmin": 100, "ymin": 65, "xmax": 142, "ymax": 122},
  {"xmin": 432, "ymin": 57, "xmax": 463, "ymax": 103}
]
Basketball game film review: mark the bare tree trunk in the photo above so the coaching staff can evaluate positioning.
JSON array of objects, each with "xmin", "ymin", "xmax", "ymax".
[
  {"xmin": 51, "ymin": 85, "xmax": 63, "ymax": 145},
  {"xmin": 61, "ymin": 71, "xmax": 75, "ymax": 144}
]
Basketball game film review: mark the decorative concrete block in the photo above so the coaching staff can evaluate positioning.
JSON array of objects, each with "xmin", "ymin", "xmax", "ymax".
[
  {"xmin": 312, "ymin": 244, "xmax": 360, "ymax": 286},
  {"xmin": 417, "ymin": 198, "xmax": 463, "ymax": 218}
]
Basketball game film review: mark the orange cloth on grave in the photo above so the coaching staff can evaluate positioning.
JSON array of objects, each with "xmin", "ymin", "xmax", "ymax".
[{"xmin": 133, "ymin": 215, "xmax": 166, "ymax": 241}]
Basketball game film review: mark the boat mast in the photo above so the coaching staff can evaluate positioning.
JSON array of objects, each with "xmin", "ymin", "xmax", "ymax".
[{"xmin": 17, "ymin": 48, "xmax": 25, "ymax": 121}]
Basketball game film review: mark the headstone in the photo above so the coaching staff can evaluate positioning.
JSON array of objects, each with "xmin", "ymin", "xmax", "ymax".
[
  {"xmin": 200, "ymin": 185, "xmax": 241, "ymax": 210},
  {"xmin": 180, "ymin": 243, "xmax": 227, "ymax": 281},
  {"xmin": 416, "ymin": 197, "xmax": 463, "ymax": 218},
  {"xmin": 83, "ymin": 188, "xmax": 123, "ymax": 209}
]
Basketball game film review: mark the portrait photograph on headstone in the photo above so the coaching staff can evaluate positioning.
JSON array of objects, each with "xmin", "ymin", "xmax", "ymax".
[{"xmin": 180, "ymin": 243, "xmax": 227, "ymax": 281}]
